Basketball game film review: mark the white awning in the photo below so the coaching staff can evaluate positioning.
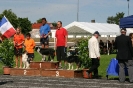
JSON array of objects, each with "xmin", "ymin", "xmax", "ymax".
[{"xmin": 64, "ymin": 21, "xmax": 133, "ymax": 36}]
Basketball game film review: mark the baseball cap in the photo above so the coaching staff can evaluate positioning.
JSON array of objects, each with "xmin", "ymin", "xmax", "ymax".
[{"xmin": 93, "ymin": 31, "xmax": 100, "ymax": 36}]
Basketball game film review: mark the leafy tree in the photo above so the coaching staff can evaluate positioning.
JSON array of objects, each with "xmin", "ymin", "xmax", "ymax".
[
  {"xmin": 0, "ymin": 9, "xmax": 32, "ymax": 35},
  {"xmin": 107, "ymin": 16, "xmax": 115, "ymax": 24},
  {"xmin": 0, "ymin": 39, "xmax": 14, "ymax": 67},
  {"xmin": 52, "ymin": 21, "xmax": 57, "ymax": 28},
  {"xmin": 107, "ymin": 12, "xmax": 125, "ymax": 25},
  {"xmin": 18, "ymin": 17, "xmax": 32, "ymax": 35},
  {"xmin": 37, "ymin": 18, "xmax": 42, "ymax": 23},
  {"xmin": 0, "ymin": 9, "xmax": 18, "ymax": 28},
  {"xmin": 77, "ymin": 38, "xmax": 91, "ymax": 68}
]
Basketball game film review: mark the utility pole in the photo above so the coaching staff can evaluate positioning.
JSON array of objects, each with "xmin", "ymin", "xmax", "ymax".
[
  {"xmin": 77, "ymin": 0, "xmax": 79, "ymax": 21},
  {"xmin": 127, "ymin": 0, "xmax": 129, "ymax": 16}
]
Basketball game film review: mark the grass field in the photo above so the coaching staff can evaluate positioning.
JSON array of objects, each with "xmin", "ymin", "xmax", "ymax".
[
  {"xmin": 99, "ymin": 54, "xmax": 117, "ymax": 78},
  {"xmin": 0, "ymin": 52, "xmax": 117, "ymax": 79}
]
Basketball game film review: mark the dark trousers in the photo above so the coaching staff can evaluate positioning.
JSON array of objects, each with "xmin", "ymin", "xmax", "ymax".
[
  {"xmin": 88, "ymin": 58, "xmax": 100, "ymax": 77},
  {"xmin": 118, "ymin": 60, "xmax": 133, "ymax": 82},
  {"xmin": 56, "ymin": 46, "xmax": 66, "ymax": 62}
]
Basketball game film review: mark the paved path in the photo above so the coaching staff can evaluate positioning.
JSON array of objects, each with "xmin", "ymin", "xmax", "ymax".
[{"xmin": 0, "ymin": 75, "xmax": 133, "ymax": 88}]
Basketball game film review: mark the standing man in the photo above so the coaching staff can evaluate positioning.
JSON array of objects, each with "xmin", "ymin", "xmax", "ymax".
[
  {"xmin": 115, "ymin": 28, "xmax": 133, "ymax": 83},
  {"xmin": 13, "ymin": 28, "xmax": 24, "ymax": 68},
  {"xmin": 40, "ymin": 18, "xmax": 51, "ymax": 48},
  {"xmin": 87, "ymin": 31, "xmax": 100, "ymax": 79},
  {"xmin": 55, "ymin": 21, "xmax": 68, "ymax": 69},
  {"xmin": 40, "ymin": 18, "xmax": 51, "ymax": 61}
]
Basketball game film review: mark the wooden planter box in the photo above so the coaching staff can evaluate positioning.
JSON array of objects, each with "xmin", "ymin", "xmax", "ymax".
[
  {"xmin": 41, "ymin": 69, "xmax": 83, "ymax": 78},
  {"xmin": 10, "ymin": 68, "xmax": 40, "ymax": 76},
  {"xmin": 3, "ymin": 66, "xmax": 11, "ymax": 75},
  {"xmin": 82, "ymin": 69, "xmax": 92, "ymax": 79},
  {"xmin": 30, "ymin": 61, "xmax": 59, "ymax": 69}
]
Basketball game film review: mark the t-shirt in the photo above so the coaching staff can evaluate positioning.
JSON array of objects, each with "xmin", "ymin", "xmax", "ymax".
[
  {"xmin": 24, "ymin": 38, "xmax": 35, "ymax": 53},
  {"xmin": 13, "ymin": 34, "xmax": 24, "ymax": 48},
  {"xmin": 40, "ymin": 24, "xmax": 50, "ymax": 36},
  {"xmin": 55, "ymin": 27, "xmax": 68, "ymax": 46}
]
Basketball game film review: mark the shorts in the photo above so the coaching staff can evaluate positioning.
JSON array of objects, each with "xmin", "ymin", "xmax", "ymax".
[
  {"xmin": 27, "ymin": 53, "xmax": 34, "ymax": 59},
  {"xmin": 14, "ymin": 48, "xmax": 23, "ymax": 56},
  {"xmin": 40, "ymin": 38, "xmax": 49, "ymax": 46}
]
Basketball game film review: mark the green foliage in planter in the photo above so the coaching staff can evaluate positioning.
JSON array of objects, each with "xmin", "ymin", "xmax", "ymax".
[
  {"xmin": 77, "ymin": 38, "xmax": 91, "ymax": 69},
  {"xmin": 0, "ymin": 39, "xmax": 14, "ymax": 67}
]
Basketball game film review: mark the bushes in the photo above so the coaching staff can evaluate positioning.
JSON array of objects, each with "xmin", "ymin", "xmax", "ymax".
[
  {"xmin": 0, "ymin": 39, "xmax": 14, "ymax": 67},
  {"xmin": 77, "ymin": 38, "xmax": 91, "ymax": 69}
]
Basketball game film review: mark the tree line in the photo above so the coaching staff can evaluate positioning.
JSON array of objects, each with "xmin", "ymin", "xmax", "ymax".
[
  {"xmin": 0, "ymin": 9, "xmax": 125, "ymax": 35},
  {"xmin": 0, "ymin": 9, "xmax": 31, "ymax": 35}
]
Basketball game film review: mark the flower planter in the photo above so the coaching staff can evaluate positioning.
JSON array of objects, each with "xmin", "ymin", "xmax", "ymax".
[
  {"xmin": 3, "ymin": 66, "xmax": 11, "ymax": 75},
  {"xmin": 0, "ymin": 39, "xmax": 14, "ymax": 75},
  {"xmin": 83, "ymin": 69, "xmax": 92, "ymax": 79}
]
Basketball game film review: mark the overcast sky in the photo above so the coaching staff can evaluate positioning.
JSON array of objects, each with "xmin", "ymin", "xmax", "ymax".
[{"xmin": 0, "ymin": 0, "xmax": 133, "ymax": 26}]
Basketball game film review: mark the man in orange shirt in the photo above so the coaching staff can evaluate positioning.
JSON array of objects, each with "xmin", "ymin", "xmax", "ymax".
[
  {"xmin": 24, "ymin": 33, "xmax": 35, "ymax": 62},
  {"xmin": 13, "ymin": 28, "xmax": 24, "ymax": 68}
]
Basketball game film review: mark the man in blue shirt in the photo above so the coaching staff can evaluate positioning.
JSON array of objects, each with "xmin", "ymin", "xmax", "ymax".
[{"xmin": 40, "ymin": 18, "xmax": 51, "ymax": 48}]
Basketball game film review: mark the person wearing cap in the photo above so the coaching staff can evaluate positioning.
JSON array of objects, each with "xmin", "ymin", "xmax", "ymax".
[
  {"xmin": 115, "ymin": 28, "xmax": 133, "ymax": 83},
  {"xmin": 87, "ymin": 31, "xmax": 100, "ymax": 79}
]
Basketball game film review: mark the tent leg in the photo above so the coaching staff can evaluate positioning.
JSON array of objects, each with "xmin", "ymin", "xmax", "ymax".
[
  {"xmin": 108, "ymin": 50, "xmax": 109, "ymax": 55},
  {"xmin": 107, "ymin": 35, "xmax": 109, "ymax": 55}
]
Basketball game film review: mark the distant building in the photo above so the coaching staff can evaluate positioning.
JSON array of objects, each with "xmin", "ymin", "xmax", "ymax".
[{"xmin": 31, "ymin": 23, "xmax": 56, "ymax": 38}]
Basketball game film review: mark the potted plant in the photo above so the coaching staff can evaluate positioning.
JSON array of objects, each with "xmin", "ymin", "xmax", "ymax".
[
  {"xmin": 0, "ymin": 39, "xmax": 14, "ymax": 75},
  {"xmin": 77, "ymin": 37, "xmax": 92, "ymax": 78}
]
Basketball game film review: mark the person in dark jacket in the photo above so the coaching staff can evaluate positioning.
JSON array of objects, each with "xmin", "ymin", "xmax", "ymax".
[{"xmin": 115, "ymin": 28, "xmax": 133, "ymax": 83}]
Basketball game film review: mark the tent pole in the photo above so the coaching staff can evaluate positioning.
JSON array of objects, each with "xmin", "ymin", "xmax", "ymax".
[{"xmin": 107, "ymin": 35, "xmax": 109, "ymax": 55}]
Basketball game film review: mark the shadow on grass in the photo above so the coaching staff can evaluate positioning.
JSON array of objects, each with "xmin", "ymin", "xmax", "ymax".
[
  {"xmin": 106, "ymin": 75, "xmax": 129, "ymax": 82},
  {"xmin": 0, "ymin": 81, "xmax": 13, "ymax": 85},
  {"xmin": 98, "ymin": 75, "xmax": 102, "ymax": 79},
  {"xmin": 107, "ymin": 78, "xmax": 129, "ymax": 81}
]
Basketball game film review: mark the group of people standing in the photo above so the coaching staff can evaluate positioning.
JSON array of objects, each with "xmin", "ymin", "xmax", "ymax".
[
  {"xmin": 40, "ymin": 18, "xmax": 68, "ymax": 69},
  {"xmin": 115, "ymin": 28, "xmax": 133, "ymax": 83},
  {"xmin": 99, "ymin": 39, "xmax": 115, "ymax": 54},
  {"xmin": 3, "ymin": 17, "xmax": 133, "ymax": 83},
  {"xmin": 87, "ymin": 28, "xmax": 133, "ymax": 83},
  {"xmin": 13, "ymin": 28, "xmax": 35, "ymax": 68},
  {"xmin": 13, "ymin": 17, "xmax": 68, "ymax": 69}
]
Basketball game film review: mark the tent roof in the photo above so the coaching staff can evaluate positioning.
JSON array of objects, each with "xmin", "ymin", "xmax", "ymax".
[
  {"xmin": 120, "ymin": 15, "xmax": 133, "ymax": 28},
  {"xmin": 64, "ymin": 21, "xmax": 122, "ymax": 35}
]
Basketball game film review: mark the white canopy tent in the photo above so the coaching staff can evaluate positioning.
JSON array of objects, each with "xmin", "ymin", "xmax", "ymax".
[
  {"xmin": 64, "ymin": 21, "xmax": 133, "ymax": 36},
  {"xmin": 64, "ymin": 21, "xmax": 133, "ymax": 55}
]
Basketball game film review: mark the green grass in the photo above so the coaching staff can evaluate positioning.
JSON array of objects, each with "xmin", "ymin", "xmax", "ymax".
[
  {"xmin": 0, "ymin": 52, "xmax": 117, "ymax": 79},
  {"xmin": 99, "ymin": 54, "xmax": 116, "ymax": 78},
  {"xmin": 0, "ymin": 51, "xmax": 42, "ymax": 74},
  {"xmin": 0, "ymin": 61, "xmax": 3, "ymax": 74}
]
